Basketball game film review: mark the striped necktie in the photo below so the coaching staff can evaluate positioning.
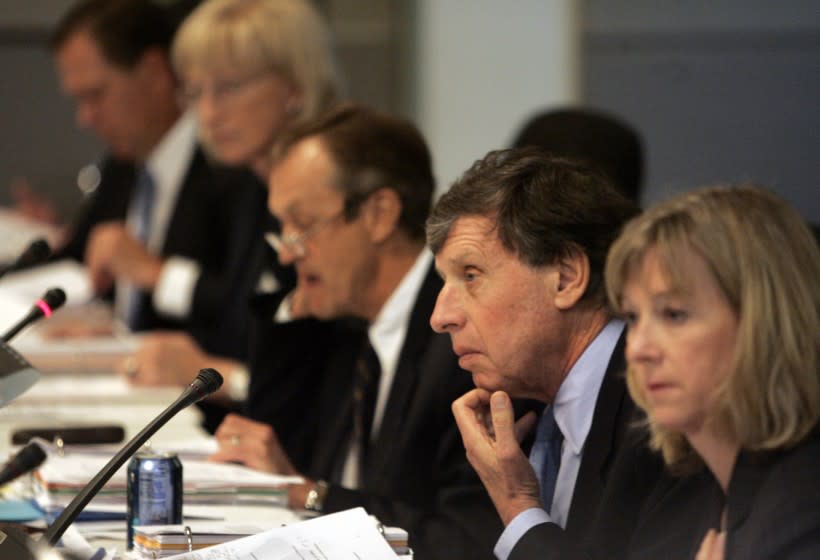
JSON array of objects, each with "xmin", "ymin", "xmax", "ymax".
[
  {"xmin": 352, "ymin": 337, "xmax": 381, "ymax": 483},
  {"xmin": 126, "ymin": 167, "xmax": 155, "ymax": 330},
  {"xmin": 532, "ymin": 404, "xmax": 564, "ymax": 513}
]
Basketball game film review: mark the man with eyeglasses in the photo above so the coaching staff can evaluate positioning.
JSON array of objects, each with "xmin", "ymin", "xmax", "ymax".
[
  {"xmin": 49, "ymin": 0, "xmax": 258, "ymax": 361},
  {"xmin": 209, "ymin": 104, "xmax": 502, "ymax": 560}
]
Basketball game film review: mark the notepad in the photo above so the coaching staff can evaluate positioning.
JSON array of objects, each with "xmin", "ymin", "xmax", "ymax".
[{"xmin": 133, "ymin": 508, "xmax": 400, "ymax": 559}]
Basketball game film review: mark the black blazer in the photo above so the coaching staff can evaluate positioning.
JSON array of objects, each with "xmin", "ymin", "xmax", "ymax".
[
  {"xmin": 510, "ymin": 333, "xmax": 666, "ymax": 559},
  {"xmin": 512, "ymin": 406, "xmax": 820, "ymax": 559},
  {"xmin": 720, "ymin": 432, "xmax": 820, "ymax": 559},
  {"xmin": 246, "ymin": 265, "xmax": 502, "ymax": 560},
  {"xmin": 54, "ymin": 150, "xmax": 260, "ymax": 357},
  {"xmin": 606, "ymin": 428, "xmax": 820, "ymax": 560}
]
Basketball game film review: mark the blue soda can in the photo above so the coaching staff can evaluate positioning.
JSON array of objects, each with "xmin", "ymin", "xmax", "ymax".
[{"xmin": 126, "ymin": 450, "xmax": 183, "ymax": 550}]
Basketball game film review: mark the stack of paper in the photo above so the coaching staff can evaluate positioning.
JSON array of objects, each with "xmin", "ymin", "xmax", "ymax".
[
  {"xmin": 132, "ymin": 518, "xmax": 410, "ymax": 559},
  {"xmin": 136, "ymin": 508, "xmax": 400, "ymax": 559},
  {"xmin": 133, "ymin": 522, "xmax": 268, "ymax": 558},
  {"xmin": 34, "ymin": 449, "xmax": 303, "ymax": 512}
]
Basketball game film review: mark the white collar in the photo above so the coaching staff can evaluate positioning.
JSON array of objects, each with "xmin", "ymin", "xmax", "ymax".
[
  {"xmin": 368, "ymin": 249, "xmax": 433, "ymax": 360},
  {"xmin": 143, "ymin": 110, "xmax": 197, "ymax": 198}
]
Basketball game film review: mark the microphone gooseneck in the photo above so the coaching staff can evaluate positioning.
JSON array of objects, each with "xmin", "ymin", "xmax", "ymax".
[
  {"xmin": 0, "ymin": 441, "xmax": 47, "ymax": 486},
  {"xmin": 43, "ymin": 368, "xmax": 223, "ymax": 546},
  {"xmin": 1, "ymin": 287, "xmax": 67, "ymax": 342}
]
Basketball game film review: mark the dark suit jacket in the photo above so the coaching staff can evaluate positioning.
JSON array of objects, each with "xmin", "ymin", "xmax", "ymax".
[
  {"xmin": 721, "ymin": 431, "xmax": 820, "ymax": 559},
  {"xmin": 246, "ymin": 264, "xmax": 502, "ymax": 560},
  {"xmin": 510, "ymin": 334, "xmax": 666, "ymax": 559},
  {"xmin": 54, "ymin": 150, "xmax": 260, "ymax": 358},
  {"xmin": 623, "ymin": 428, "xmax": 820, "ymax": 559},
  {"xmin": 514, "ymin": 414, "xmax": 820, "ymax": 559}
]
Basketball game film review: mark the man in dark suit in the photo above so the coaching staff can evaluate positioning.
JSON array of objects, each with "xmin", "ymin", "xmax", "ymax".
[
  {"xmin": 49, "ymin": 0, "xmax": 258, "ymax": 358},
  {"xmin": 210, "ymin": 105, "xmax": 501, "ymax": 560},
  {"xmin": 426, "ymin": 148, "xmax": 647, "ymax": 558}
]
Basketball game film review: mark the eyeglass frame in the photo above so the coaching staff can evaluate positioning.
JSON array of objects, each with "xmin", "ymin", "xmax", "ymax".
[
  {"xmin": 265, "ymin": 207, "xmax": 348, "ymax": 258},
  {"xmin": 178, "ymin": 72, "xmax": 273, "ymax": 107}
]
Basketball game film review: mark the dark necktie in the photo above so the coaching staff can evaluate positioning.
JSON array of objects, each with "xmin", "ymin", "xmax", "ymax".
[
  {"xmin": 352, "ymin": 337, "xmax": 381, "ymax": 477},
  {"xmin": 126, "ymin": 167, "xmax": 155, "ymax": 330},
  {"xmin": 535, "ymin": 405, "xmax": 564, "ymax": 513}
]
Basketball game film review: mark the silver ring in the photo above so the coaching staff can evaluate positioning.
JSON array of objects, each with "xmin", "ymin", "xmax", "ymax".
[
  {"xmin": 124, "ymin": 357, "xmax": 139, "ymax": 379},
  {"xmin": 230, "ymin": 434, "xmax": 241, "ymax": 446}
]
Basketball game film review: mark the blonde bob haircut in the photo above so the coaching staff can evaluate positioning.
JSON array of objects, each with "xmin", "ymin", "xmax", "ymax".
[
  {"xmin": 605, "ymin": 185, "xmax": 820, "ymax": 472},
  {"xmin": 172, "ymin": 0, "xmax": 340, "ymax": 122}
]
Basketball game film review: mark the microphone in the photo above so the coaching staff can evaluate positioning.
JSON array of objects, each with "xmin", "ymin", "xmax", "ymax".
[
  {"xmin": 1, "ymin": 287, "xmax": 67, "ymax": 343},
  {"xmin": 0, "ymin": 238, "xmax": 51, "ymax": 279},
  {"xmin": 0, "ymin": 441, "xmax": 47, "ymax": 486},
  {"xmin": 42, "ymin": 368, "xmax": 223, "ymax": 547}
]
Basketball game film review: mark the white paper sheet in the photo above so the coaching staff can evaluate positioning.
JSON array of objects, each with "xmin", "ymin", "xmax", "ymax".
[
  {"xmin": 0, "ymin": 258, "xmax": 93, "ymax": 307},
  {"xmin": 164, "ymin": 508, "xmax": 398, "ymax": 560},
  {"xmin": 37, "ymin": 451, "xmax": 303, "ymax": 489}
]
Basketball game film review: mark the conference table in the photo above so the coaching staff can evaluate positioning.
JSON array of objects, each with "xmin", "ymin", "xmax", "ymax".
[
  {"xmin": 0, "ymin": 338, "xmax": 310, "ymax": 558},
  {"xmin": 0, "ymin": 255, "xmax": 409, "ymax": 558}
]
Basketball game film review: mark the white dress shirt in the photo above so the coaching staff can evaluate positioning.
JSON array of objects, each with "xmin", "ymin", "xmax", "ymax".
[
  {"xmin": 339, "ymin": 249, "xmax": 433, "ymax": 489},
  {"xmin": 494, "ymin": 319, "xmax": 625, "ymax": 560},
  {"xmin": 115, "ymin": 112, "xmax": 197, "ymax": 323}
]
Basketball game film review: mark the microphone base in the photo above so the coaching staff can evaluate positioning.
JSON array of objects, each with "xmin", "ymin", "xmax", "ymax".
[
  {"xmin": 0, "ymin": 524, "xmax": 49, "ymax": 560},
  {"xmin": 0, "ymin": 524, "xmax": 89, "ymax": 559}
]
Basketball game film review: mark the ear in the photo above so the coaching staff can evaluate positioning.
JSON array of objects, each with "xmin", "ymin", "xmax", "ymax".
[
  {"xmin": 362, "ymin": 188, "xmax": 402, "ymax": 243},
  {"xmin": 553, "ymin": 245, "xmax": 590, "ymax": 310}
]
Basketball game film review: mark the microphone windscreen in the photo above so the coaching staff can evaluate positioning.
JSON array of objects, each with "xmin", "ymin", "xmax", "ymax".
[
  {"xmin": 41, "ymin": 288, "xmax": 67, "ymax": 311},
  {"xmin": 18, "ymin": 239, "xmax": 51, "ymax": 267},
  {"xmin": 0, "ymin": 441, "xmax": 47, "ymax": 485},
  {"xmin": 194, "ymin": 368, "xmax": 223, "ymax": 396},
  {"xmin": 15, "ymin": 441, "xmax": 47, "ymax": 470}
]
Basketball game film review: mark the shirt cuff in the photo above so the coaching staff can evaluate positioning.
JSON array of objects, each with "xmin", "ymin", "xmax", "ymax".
[
  {"xmin": 152, "ymin": 256, "xmax": 201, "ymax": 318},
  {"xmin": 226, "ymin": 365, "xmax": 250, "ymax": 401},
  {"xmin": 494, "ymin": 508, "xmax": 552, "ymax": 560}
]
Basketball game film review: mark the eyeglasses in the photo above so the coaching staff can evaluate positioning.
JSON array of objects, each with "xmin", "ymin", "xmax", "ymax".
[
  {"xmin": 265, "ymin": 208, "xmax": 346, "ymax": 258},
  {"xmin": 178, "ymin": 73, "xmax": 269, "ymax": 107}
]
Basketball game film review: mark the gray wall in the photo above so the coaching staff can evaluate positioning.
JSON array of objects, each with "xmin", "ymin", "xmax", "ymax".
[
  {"xmin": 0, "ymin": 5, "xmax": 101, "ymax": 220},
  {"xmin": 583, "ymin": 0, "xmax": 820, "ymax": 222},
  {"xmin": 1, "ymin": 1, "xmax": 818, "ymax": 224}
]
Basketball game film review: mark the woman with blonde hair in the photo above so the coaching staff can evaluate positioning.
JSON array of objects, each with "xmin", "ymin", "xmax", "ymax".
[
  {"xmin": 605, "ymin": 185, "xmax": 820, "ymax": 558},
  {"xmin": 173, "ymin": 0, "xmax": 340, "ymax": 176},
  {"xmin": 123, "ymin": 0, "xmax": 341, "ymax": 440}
]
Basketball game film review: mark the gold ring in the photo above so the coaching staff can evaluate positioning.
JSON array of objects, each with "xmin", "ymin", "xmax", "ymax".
[{"xmin": 230, "ymin": 435, "xmax": 241, "ymax": 446}]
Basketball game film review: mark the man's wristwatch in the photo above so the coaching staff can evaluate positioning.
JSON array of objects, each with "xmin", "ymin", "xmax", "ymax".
[{"xmin": 304, "ymin": 480, "xmax": 330, "ymax": 513}]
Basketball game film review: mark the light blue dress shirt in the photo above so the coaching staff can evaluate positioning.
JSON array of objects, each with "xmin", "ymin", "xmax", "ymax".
[{"xmin": 494, "ymin": 319, "xmax": 625, "ymax": 560}]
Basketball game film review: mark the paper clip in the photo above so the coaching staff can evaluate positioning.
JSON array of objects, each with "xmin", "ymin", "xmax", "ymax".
[{"xmin": 184, "ymin": 525, "xmax": 193, "ymax": 552}]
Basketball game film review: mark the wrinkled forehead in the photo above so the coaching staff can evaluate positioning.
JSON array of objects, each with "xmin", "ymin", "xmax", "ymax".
[
  {"xmin": 268, "ymin": 139, "xmax": 342, "ymax": 211},
  {"xmin": 434, "ymin": 214, "xmax": 518, "ymax": 270}
]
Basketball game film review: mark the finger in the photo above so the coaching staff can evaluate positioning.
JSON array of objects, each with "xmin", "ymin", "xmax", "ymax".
[
  {"xmin": 695, "ymin": 529, "xmax": 717, "ymax": 560},
  {"xmin": 209, "ymin": 448, "xmax": 246, "ymax": 465},
  {"xmin": 514, "ymin": 410, "xmax": 538, "ymax": 443},
  {"xmin": 712, "ymin": 531, "xmax": 726, "ymax": 560},
  {"xmin": 457, "ymin": 388, "xmax": 492, "ymax": 409},
  {"xmin": 215, "ymin": 414, "xmax": 263, "ymax": 441},
  {"xmin": 489, "ymin": 391, "xmax": 518, "ymax": 456},
  {"xmin": 452, "ymin": 391, "xmax": 492, "ymax": 443}
]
